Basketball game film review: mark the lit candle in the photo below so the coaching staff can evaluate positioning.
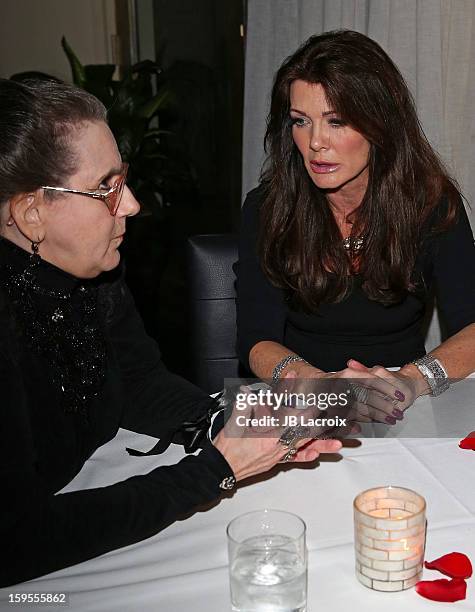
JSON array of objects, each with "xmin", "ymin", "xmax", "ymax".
[{"xmin": 354, "ymin": 486, "xmax": 426, "ymax": 592}]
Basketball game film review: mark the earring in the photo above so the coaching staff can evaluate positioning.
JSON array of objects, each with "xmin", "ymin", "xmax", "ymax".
[
  {"xmin": 31, "ymin": 240, "xmax": 40, "ymax": 255},
  {"xmin": 26, "ymin": 239, "xmax": 42, "ymax": 277}
]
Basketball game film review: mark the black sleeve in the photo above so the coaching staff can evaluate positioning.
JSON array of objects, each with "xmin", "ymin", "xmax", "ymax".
[
  {"xmin": 430, "ymin": 202, "xmax": 475, "ymax": 336},
  {"xmin": 235, "ymin": 186, "xmax": 288, "ymax": 370},
  {"xmin": 108, "ymin": 278, "xmax": 217, "ymax": 441},
  {"xmin": 1, "ymin": 352, "xmax": 232, "ymax": 587}
]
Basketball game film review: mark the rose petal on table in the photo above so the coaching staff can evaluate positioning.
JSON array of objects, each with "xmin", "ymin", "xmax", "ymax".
[
  {"xmin": 459, "ymin": 431, "xmax": 475, "ymax": 450},
  {"xmin": 424, "ymin": 552, "xmax": 473, "ymax": 579},
  {"xmin": 415, "ymin": 578, "xmax": 467, "ymax": 602}
]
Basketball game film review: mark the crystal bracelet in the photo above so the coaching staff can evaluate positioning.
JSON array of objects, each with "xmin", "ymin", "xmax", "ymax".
[
  {"xmin": 271, "ymin": 355, "xmax": 308, "ymax": 384},
  {"xmin": 411, "ymin": 354, "xmax": 450, "ymax": 396}
]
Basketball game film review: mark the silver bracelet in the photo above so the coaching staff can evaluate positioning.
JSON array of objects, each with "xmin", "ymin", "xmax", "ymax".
[
  {"xmin": 411, "ymin": 354, "xmax": 450, "ymax": 397},
  {"xmin": 219, "ymin": 475, "xmax": 236, "ymax": 490},
  {"xmin": 272, "ymin": 355, "xmax": 308, "ymax": 384}
]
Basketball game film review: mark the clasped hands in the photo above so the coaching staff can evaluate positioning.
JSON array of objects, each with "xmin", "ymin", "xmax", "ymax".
[
  {"xmin": 213, "ymin": 383, "xmax": 343, "ymax": 482},
  {"xmin": 213, "ymin": 360, "xmax": 426, "ymax": 484},
  {"xmin": 287, "ymin": 358, "xmax": 427, "ymax": 426}
]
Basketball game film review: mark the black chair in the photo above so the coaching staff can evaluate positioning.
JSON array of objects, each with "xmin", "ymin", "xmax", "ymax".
[{"xmin": 187, "ymin": 234, "xmax": 241, "ymax": 393}]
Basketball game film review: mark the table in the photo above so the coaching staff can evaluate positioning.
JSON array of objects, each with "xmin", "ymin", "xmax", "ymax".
[{"xmin": 1, "ymin": 380, "xmax": 474, "ymax": 611}]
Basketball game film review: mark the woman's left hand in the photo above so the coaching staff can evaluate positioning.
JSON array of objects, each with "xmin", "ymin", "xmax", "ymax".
[{"xmin": 346, "ymin": 359, "xmax": 426, "ymax": 424}]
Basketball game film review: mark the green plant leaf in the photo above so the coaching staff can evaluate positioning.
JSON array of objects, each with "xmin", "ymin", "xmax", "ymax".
[
  {"xmin": 61, "ymin": 36, "xmax": 86, "ymax": 87},
  {"xmin": 59, "ymin": 37, "xmax": 197, "ymax": 219},
  {"xmin": 138, "ymin": 89, "xmax": 173, "ymax": 119}
]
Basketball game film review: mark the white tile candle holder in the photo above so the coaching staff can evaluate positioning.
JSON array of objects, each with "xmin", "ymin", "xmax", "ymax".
[{"xmin": 354, "ymin": 486, "xmax": 426, "ymax": 592}]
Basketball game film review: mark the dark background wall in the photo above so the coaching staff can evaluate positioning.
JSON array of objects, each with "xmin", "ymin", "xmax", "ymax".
[
  {"xmin": 126, "ymin": 0, "xmax": 244, "ymax": 375},
  {"xmin": 153, "ymin": 0, "xmax": 243, "ymax": 228}
]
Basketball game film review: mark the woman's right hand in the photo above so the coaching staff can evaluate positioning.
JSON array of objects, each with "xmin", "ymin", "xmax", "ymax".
[
  {"xmin": 213, "ymin": 431, "xmax": 342, "ymax": 482},
  {"xmin": 321, "ymin": 366, "xmax": 408, "ymax": 425},
  {"xmin": 212, "ymin": 386, "xmax": 342, "ymax": 482}
]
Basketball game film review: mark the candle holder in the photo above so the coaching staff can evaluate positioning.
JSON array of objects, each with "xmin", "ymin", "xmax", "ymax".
[{"xmin": 354, "ymin": 486, "xmax": 426, "ymax": 592}]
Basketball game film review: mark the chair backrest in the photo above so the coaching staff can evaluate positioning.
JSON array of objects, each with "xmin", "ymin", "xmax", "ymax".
[{"xmin": 186, "ymin": 234, "xmax": 240, "ymax": 393}]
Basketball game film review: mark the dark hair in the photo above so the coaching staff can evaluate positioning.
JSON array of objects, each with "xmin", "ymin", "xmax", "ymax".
[
  {"xmin": 260, "ymin": 30, "xmax": 462, "ymax": 309},
  {"xmin": 0, "ymin": 78, "xmax": 107, "ymax": 207}
]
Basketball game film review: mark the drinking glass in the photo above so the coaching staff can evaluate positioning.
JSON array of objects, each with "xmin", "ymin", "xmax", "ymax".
[{"xmin": 227, "ymin": 509, "xmax": 307, "ymax": 612}]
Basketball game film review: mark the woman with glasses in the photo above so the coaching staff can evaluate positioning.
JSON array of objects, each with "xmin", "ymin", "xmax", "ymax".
[
  {"xmin": 0, "ymin": 79, "xmax": 341, "ymax": 586},
  {"xmin": 236, "ymin": 30, "xmax": 475, "ymax": 422}
]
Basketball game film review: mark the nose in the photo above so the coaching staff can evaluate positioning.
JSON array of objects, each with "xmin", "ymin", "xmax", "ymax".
[
  {"xmin": 118, "ymin": 185, "xmax": 140, "ymax": 218},
  {"xmin": 310, "ymin": 122, "xmax": 330, "ymax": 152}
]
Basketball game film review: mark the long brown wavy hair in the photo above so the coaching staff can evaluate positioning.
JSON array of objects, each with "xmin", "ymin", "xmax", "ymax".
[{"xmin": 259, "ymin": 30, "xmax": 462, "ymax": 310}]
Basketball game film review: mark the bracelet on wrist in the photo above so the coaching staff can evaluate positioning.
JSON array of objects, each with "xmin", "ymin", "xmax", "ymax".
[
  {"xmin": 272, "ymin": 355, "xmax": 308, "ymax": 384},
  {"xmin": 219, "ymin": 475, "xmax": 236, "ymax": 490},
  {"xmin": 410, "ymin": 354, "xmax": 450, "ymax": 397}
]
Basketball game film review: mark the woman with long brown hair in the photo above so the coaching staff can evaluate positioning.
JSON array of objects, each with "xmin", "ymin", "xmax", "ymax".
[{"xmin": 236, "ymin": 30, "xmax": 475, "ymax": 422}]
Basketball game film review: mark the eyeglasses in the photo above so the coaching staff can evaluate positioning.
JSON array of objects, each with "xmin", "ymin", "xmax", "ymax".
[{"xmin": 42, "ymin": 162, "xmax": 129, "ymax": 216}]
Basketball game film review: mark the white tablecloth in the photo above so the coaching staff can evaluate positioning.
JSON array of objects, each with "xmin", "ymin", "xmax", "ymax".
[{"xmin": 1, "ymin": 383, "xmax": 475, "ymax": 611}]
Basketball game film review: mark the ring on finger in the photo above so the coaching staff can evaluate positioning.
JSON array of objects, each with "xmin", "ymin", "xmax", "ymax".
[
  {"xmin": 282, "ymin": 447, "xmax": 298, "ymax": 462},
  {"xmin": 350, "ymin": 383, "xmax": 369, "ymax": 405},
  {"xmin": 278, "ymin": 425, "xmax": 306, "ymax": 448},
  {"xmin": 277, "ymin": 427, "xmax": 297, "ymax": 448}
]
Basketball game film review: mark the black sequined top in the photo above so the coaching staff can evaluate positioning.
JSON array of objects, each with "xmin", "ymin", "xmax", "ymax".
[{"xmin": 0, "ymin": 237, "xmax": 232, "ymax": 587}]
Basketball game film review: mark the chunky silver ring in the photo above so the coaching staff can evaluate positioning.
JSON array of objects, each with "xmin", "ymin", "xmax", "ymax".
[
  {"xmin": 278, "ymin": 426, "xmax": 299, "ymax": 448},
  {"xmin": 350, "ymin": 383, "xmax": 369, "ymax": 405},
  {"xmin": 282, "ymin": 447, "xmax": 298, "ymax": 461},
  {"xmin": 278, "ymin": 425, "xmax": 309, "ymax": 448}
]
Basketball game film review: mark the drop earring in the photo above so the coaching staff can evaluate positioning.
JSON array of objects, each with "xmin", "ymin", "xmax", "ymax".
[
  {"xmin": 31, "ymin": 240, "xmax": 40, "ymax": 255},
  {"xmin": 23, "ymin": 238, "xmax": 42, "ymax": 280}
]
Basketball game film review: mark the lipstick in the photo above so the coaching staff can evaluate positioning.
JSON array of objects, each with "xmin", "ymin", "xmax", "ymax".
[{"xmin": 310, "ymin": 161, "xmax": 340, "ymax": 174}]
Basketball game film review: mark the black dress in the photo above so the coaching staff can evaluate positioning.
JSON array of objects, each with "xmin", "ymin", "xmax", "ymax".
[
  {"xmin": 0, "ymin": 237, "xmax": 232, "ymax": 587},
  {"xmin": 236, "ymin": 186, "xmax": 475, "ymax": 372}
]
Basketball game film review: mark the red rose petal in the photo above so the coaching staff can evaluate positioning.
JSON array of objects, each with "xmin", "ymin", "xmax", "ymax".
[
  {"xmin": 459, "ymin": 431, "xmax": 475, "ymax": 450},
  {"xmin": 415, "ymin": 578, "xmax": 467, "ymax": 602},
  {"xmin": 425, "ymin": 552, "xmax": 473, "ymax": 579}
]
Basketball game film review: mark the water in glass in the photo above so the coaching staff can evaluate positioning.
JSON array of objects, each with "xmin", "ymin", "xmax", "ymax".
[{"xmin": 230, "ymin": 534, "xmax": 307, "ymax": 612}]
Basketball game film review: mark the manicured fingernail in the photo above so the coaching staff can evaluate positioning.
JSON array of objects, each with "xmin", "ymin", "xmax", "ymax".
[
  {"xmin": 392, "ymin": 408, "xmax": 404, "ymax": 419},
  {"xmin": 395, "ymin": 390, "xmax": 405, "ymax": 401},
  {"xmin": 385, "ymin": 415, "xmax": 397, "ymax": 425}
]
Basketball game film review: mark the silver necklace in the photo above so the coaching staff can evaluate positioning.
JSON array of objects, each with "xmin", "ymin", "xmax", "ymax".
[{"xmin": 342, "ymin": 236, "xmax": 364, "ymax": 251}]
